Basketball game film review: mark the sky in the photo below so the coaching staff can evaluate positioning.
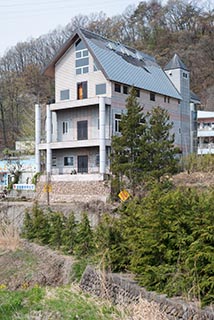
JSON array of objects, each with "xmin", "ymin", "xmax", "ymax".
[{"xmin": 0, "ymin": 0, "xmax": 140, "ymax": 56}]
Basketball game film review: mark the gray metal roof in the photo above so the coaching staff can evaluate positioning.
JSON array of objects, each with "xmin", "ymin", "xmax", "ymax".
[
  {"xmin": 80, "ymin": 29, "xmax": 182, "ymax": 100},
  {"xmin": 164, "ymin": 53, "xmax": 189, "ymax": 71},
  {"xmin": 44, "ymin": 28, "xmax": 182, "ymax": 100},
  {"xmin": 190, "ymin": 90, "xmax": 200, "ymax": 103}
]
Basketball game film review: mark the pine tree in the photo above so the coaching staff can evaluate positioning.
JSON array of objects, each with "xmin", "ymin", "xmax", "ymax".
[
  {"xmin": 75, "ymin": 212, "xmax": 94, "ymax": 257},
  {"xmin": 146, "ymin": 106, "xmax": 179, "ymax": 181},
  {"xmin": 48, "ymin": 211, "xmax": 65, "ymax": 249},
  {"xmin": 111, "ymin": 87, "xmax": 148, "ymax": 194},
  {"xmin": 62, "ymin": 212, "xmax": 77, "ymax": 254}
]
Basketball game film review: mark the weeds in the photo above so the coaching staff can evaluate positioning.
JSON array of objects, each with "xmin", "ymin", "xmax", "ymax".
[{"xmin": 0, "ymin": 220, "xmax": 20, "ymax": 252}]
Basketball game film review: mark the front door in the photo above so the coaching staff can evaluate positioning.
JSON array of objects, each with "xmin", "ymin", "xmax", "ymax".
[{"xmin": 78, "ymin": 155, "xmax": 88, "ymax": 173}]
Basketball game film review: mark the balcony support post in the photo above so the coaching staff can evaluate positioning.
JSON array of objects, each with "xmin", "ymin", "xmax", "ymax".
[
  {"xmin": 35, "ymin": 104, "xmax": 41, "ymax": 173},
  {"xmin": 46, "ymin": 104, "xmax": 52, "ymax": 174},
  {"xmin": 99, "ymin": 97, "xmax": 106, "ymax": 174}
]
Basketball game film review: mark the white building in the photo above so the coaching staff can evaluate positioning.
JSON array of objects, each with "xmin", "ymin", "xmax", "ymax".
[
  {"xmin": 35, "ymin": 28, "xmax": 199, "ymax": 180},
  {"xmin": 198, "ymin": 111, "xmax": 214, "ymax": 155}
]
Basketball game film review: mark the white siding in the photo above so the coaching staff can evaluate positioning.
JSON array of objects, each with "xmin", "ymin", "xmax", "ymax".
[{"xmin": 55, "ymin": 44, "xmax": 111, "ymax": 102}]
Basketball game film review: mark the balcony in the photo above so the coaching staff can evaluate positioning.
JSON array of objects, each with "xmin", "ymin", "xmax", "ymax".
[
  {"xmin": 198, "ymin": 143, "xmax": 214, "ymax": 155},
  {"xmin": 50, "ymin": 97, "xmax": 112, "ymax": 111},
  {"xmin": 38, "ymin": 138, "xmax": 111, "ymax": 150}
]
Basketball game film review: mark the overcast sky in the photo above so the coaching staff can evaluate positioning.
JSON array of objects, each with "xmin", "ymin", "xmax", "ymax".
[{"xmin": 0, "ymin": 0, "xmax": 140, "ymax": 56}]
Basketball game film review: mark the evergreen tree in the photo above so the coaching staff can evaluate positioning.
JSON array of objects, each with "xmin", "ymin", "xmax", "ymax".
[
  {"xmin": 111, "ymin": 87, "xmax": 148, "ymax": 194},
  {"xmin": 48, "ymin": 211, "xmax": 66, "ymax": 249},
  {"xmin": 146, "ymin": 106, "xmax": 179, "ymax": 181},
  {"xmin": 75, "ymin": 212, "xmax": 94, "ymax": 257},
  {"xmin": 25, "ymin": 202, "xmax": 50, "ymax": 244},
  {"xmin": 62, "ymin": 212, "xmax": 77, "ymax": 254}
]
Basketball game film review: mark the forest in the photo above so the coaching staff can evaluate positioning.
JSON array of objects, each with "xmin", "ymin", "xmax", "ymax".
[{"xmin": 0, "ymin": 0, "xmax": 213, "ymax": 151}]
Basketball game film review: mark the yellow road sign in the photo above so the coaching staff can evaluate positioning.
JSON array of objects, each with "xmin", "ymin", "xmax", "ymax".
[
  {"xmin": 118, "ymin": 189, "xmax": 130, "ymax": 202},
  {"xmin": 43, "ymin": 184, "xmax": 52, "ymax": 193}
]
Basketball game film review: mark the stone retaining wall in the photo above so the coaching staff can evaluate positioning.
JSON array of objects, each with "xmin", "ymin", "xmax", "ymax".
[
  {"xmin": 80, "ymin": 266, "xmax": 214, "ymax": 320},
  {"xmin": 36, "ymin": 180, "xmax": 110, "ymax": 203}
]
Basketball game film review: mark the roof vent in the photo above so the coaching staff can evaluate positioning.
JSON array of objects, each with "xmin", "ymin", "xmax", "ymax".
[
  {"xmin": 135, "ymin": 51, "xmax": 144, "ymax": 61},
  {"xmin": 106, "ymin": 42, "xmax": 117, "ymax": 51}
]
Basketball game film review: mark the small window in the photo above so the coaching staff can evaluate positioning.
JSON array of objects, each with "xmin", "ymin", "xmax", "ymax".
[
  {"xmin": 183, "ymin": 72, "xmax": 188, "ymax": 78},
  {"xmin": 60, "ymin": 89, "xmax": 69, "ymax": 100},
  {"xmin": 96, "ymin": 83, "xmax": 106, "ymax": 95},
  {"xmin": 115, "ymin": 114, "xmax": 121, "ymax": 133},
  {"xmin": 64, "ymin": 156, "xmax": 74, "ymax": 166},
  {"xmin": 150, "ymin": 92, "xmax": 155, "ymax": 101},
  {"xmin": 75, "ymin": 39, "xmax": 86, "ymax": 51},
  {"xmin": 135, "ymin": 88, "xmax": 140, "ymax": 97},
  {"xmin": 164, "ymin": 96, "xmax": 167, "ymax": 103},
  {"xmin": 62, "ymin": 121, "xmax": 69, "ymax": 134},
  {"xmin": 115, "ymin": 83, "xmax": 121, "ymax": 93},
  {"xmin": 123, "ymin": 86, "xmax": 128, "ymax": 94},
  {"xmin": 75, "ymin": 57, "xmax": 89, "ymax": 68},
  {"xmin": 168, "ymin": 97, "xmax": 170, "ymax": 103}
]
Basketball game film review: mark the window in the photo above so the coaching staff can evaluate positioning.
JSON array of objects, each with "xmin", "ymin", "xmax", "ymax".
[
  {"xmin": 123, "ymin": 86, "xmax": 128, "ymax": 94},
  {"xmin": 135, "ymin": 88, "xmax": 140, "ymax": 97},
  {"xmin": 96, "ymin": 83, "xmax": 106, "ymax": 95},
  {"xmin": 77, "ymin": 120, "xmax": 88, "ymax": 140},
  {"xmin": 75, "ymin": 39, "xmax": 89, "ymax": 74},
  {"xmin": 114, "ymin": 83, "xmax": 121, "ymax": 93},
  {"xmin": 64, "ymin": 156, "xmax": 74, "ymax": 166},
  {"xmin": 115, "ymin": 114, "xmax": 121, "ymax": 133},
  {"xmin": 77, "ymin": 82, "xmax": 87, "ymax": 99},
  {"xmin": 62, "ymin": 121, "xmax": 69, "ymax": 134},
  {"xmin": 183, "ymin": 72, "xmax": 188, "ymax": 78},
  {"xmin": 164, "ymin": 96, "xmax": 170, "ymax": 103},
  {"xmin": 60, "ymin": 89, "xmax": 69, "ymax": 100},
  {"xmin": 150, "ymin": 92, "xmax": 155, "ymax": 101}
]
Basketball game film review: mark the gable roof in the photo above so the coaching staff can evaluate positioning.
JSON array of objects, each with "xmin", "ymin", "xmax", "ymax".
[
  {"xmin": 44, "ymin": 28, "xmax": 182, "ymax": 100},
  {"xmin": 164, "ymin": 53, "xmax": 189, "ymax": 71}
]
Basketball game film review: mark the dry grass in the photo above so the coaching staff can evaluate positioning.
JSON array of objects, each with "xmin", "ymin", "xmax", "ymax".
[
  {"xmin": 121, "ymin": 297, "xmax": 168, "ymax": 320},
  {"xmin": 0, "ymin": 220, "xmax": 20, "ymax": 252}
]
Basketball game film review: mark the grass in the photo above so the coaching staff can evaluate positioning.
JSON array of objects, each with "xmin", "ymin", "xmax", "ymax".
[{"xmin": 0, "ymin": 285, "xmax": 123, "ymax": 320}]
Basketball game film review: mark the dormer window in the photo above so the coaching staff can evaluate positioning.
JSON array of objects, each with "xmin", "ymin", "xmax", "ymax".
[{"xmin": 75, "ymin": 39, "xmax": 89, "ymax": 75}]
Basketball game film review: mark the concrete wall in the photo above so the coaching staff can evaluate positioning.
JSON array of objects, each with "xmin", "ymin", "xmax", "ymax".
[{"xmin": 80, "ymin": 266, "xmax": 214, "ymax": 320}]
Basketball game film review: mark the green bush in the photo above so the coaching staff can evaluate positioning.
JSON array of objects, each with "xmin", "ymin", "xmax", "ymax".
[{"xmin": 116, "ymin": 185, "xmax": 214, "ymax": 305}]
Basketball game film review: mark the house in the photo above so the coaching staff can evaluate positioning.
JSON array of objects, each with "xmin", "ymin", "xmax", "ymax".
[
  {"xmin": 35, "ymin": 28, "xmax": 199, "ymax": 180},
  {"xmin": 197, "ymin": 110, "xmax": 214, "ymax": 155}
]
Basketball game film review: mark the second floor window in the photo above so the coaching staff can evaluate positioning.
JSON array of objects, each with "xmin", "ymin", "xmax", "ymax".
[
  {"xmin": 62, "ymin": 121, "xmax": 69, "ymax": 134},
  {"xmin": 115, "ymin": 114, "xmax": 121, "ymax": 133}
]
